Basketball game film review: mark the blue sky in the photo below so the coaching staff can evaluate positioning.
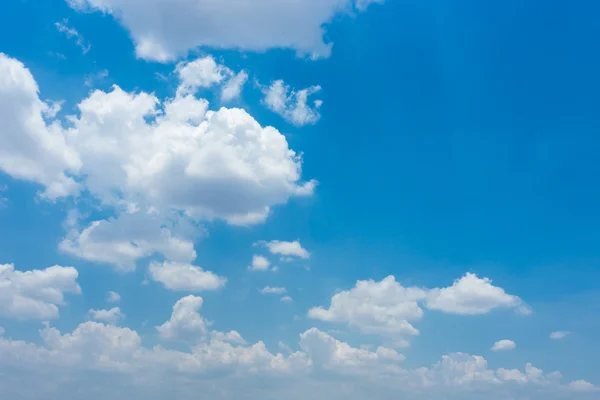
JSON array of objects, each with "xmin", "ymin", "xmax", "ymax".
[{"xmin": 0, "ymin": 0, "xmax": 599, "ymax": 399}]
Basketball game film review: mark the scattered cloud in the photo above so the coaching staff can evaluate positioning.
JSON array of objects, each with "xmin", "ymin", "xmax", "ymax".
[
  {"xmin": 550, "ymin": 331, "xmax": 572, "ymax": 340},
  {"xmin": 491, "ymin": 340, "xmax": 516, "ymax": 352},
  {"xmin": 88, "ymin": 307, "xmax": 125, "ymax": 325},
  {"xmin": 55, "ymin": 19, "xmax": 91, "ymax": 54},
  {"xmin": 221, "ymin": 70, "xmax": 248, "ymax": 102},
  {"xmin": 148, "ymin": 261, "xmax": 227, "ymax": 292},
  {"xmin": 281, "ymin": 296, "xmax": 293, "ymax": 302},
  {"xmin": 259, "ymin": 286, "xmax": 287, "ymax": 295},
  {"xmin": 84, "ymin": 69, "xmax": 109, "ymax": 87},
  {"xmin": 106, "ymin": 291, "xmax": 121, "ymax": 303},
  {"xmin": 258, "ymin": 240, "xmax": 310, "ymax": 260},
  {"xmin": 309, "ymin": 274, "xmax": 530, "ymax": 346},
  {"xmin": 248, "ymin": 255, "xmax": 270, "ymax": 272},
  {"xmin": 0, "ymin": 263, "xmax": 81, "ymax": 320},
  {"xmin": 262, "ymin": 80, "xmax": 322, "ymax": 126}
]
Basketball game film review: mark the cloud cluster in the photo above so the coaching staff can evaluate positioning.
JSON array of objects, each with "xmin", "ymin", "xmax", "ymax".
[
  {"xmin": 0, "ymin": 263, "xmax": 81, "ymax": 320},
  {"xmin": 309, "ymin": 273, "xmax": 530, "ymax": 346},
  {"xmin": 0, "ymin": 299, "xmax": 594, "ymax": 400},
  {"xmin": 0, "ymin": 53, "xmax": 315, "ymax": 271}
]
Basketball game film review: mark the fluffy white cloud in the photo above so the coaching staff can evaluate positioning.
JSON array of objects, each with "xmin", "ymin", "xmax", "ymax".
[
  {"xmin": 176, "ymin": 56, "xmax": 230, "ymax": 95},
  {"xmin": 550, "ymin": 331, "xmax": 572, "ymax": 340},
  {"xmin": 491, "ymin": 340, "xmax": 516, "ymax": 352},
  {"xmin": 55, "ymin": 19, "xmax": 91, "ymax": 54},
  {"xmin": 106, "ymin": 291, "xmax": 121, "ymax": 303},
  {"xmin": 426, "ymin": 273, "xmax": 531, "ymax": 316},
  {"xmin": 309, "ymin": 274, "xmax": 529, "ymax": 346},
  {"xmin": 88, "ymin": 307, "xmax": 125, "ymax": 325},
  {"xmin": 67, "ymin": 0, "xmax": 382, "ymax": 61},
  {"xmin": 259, "ymin": 240, "xmax": 310, "ymax": 260},
  {"xmin": 59, "ymin": 212, "xmax": 197, "ymax": 271},
  {"xmin": 281, "ymin": 296, "xmax": 293, "ymax": 302},
  {"xmin": 299, "ymin": 328, "xmax": 404, "ymax": 374},
  {"xmin": 148, "ymin": 261, "xmax": 226, "ymax": 292},
  {"xmin": 263, "ymin": 80, "xmax": 322, "ymax": 126},
  {"xmin": 156, "ymin": 295, "xmax": 209, "ymax": 342},
  {"xmin": 0, "ymin": 54, "xmax": 315, "ymax": 270},
  {"xmin": 309, "ymin": 276, "xmax": 425, "ymax": 340},
  {"xmin": 248, "ymin": 255, "xmax": 271, "ymax": 271},
  {"xmin": 260, "ymin": 286, "xmax": 287, "ymax": 295},
  {"xmin": 0, "ymin": 263, "xmax": 81, "ymax": 320},
  {"xmin": 62, "ymin": 79, "xmax": 315, "ymax": 226},
  {"xmin": 0, "ymin": 53, "xmax": 81, "ymax": 199}
]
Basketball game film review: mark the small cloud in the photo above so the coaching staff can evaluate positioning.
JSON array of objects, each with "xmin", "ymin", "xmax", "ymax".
[
  {"xmin": 256, "ymin": 240, "xmax": 310, "ymax": 260},
  {"xmin": 84, "ymin": 69, "xmax": 109, "ymax": 87},
  {"xmin": 106, "ymin": 291, "xmax": 121, "ymax": 303},
  {"xmin": 550, "ymin": 331, "xmax": 571, "ymax": 340},
  {"xmin": 281, "ymin": 296, "xmax": 293, "ymax": 302},
  {"xmin": 491, "ymin": 339, "xmax": 516, "ymax": 351},
  {"xmin": 88, "ymin": 307, "xmax": 125, "ymax": 325},
  {"xmin": 261, "ymin": 80, "xmax": 322, "ymax": 126},
  {"xmin": 221, "ymin": 70, "xmax": 248, "ymax": 102},
  {"xmin": 248, "ymin": 255, "xmax": 270, "ymax": 272},
  {"xmin": 259, "ymin": 286, "xmax": 286, "ymax": 295},
  {"xmin": 55, "ymin": 19, "xmax": 91, "ymax": 54}
]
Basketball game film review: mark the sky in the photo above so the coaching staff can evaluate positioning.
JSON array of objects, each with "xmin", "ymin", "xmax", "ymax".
[{"xmin": 0, "ymin": 0, "xmax": 599, "ymax": 399}]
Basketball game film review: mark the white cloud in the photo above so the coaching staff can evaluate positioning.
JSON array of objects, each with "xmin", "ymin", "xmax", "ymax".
[
  {"xmin": 0, "ymin": 263, "xmax": 81, "ymax": 320},
  {"xmin": 568, "ymin": 380, "xmax": 599, "ymax": 392},
  {"xmin": 59, "ymin": 212, "xmax": 197, "ymax": 272},
  {"xmin": 0, "ymin": 53, "xmax": 81, "ymax": 199},
  {"xmin": 221, "ymin": 71, "xmax": 248, "ymax": 102},
  {"xmin": 55, "ymin": 19, "xmax": 91, "ymax": 54},
  {"xmin": 281, "ymin": 296, "xmax": 293, "ymax": 302},
  {"xmin": 210, "ymin": 330, "xmax": 246, "ymax": 345},
  {"xmin": 263, "ymin": 80, "xmax": 322, "ymax": 126},
  {"xmin": 88, "ymin": 307, "xmax": 125, "ymax": 325},
  {"xmin": 1, "ymin": 55, "xmax": 315, "ymax": 272},
  {"xmin": 0, "ymin": 53, "xmax": 314, "ymax": 269},
  {"xmin": 248, "ymin": 255, "xmax": 271, "ymax": 271},
  {"xmin": 426, "ymin": 273, "xmax": 531, "ymax": 316},
  {"xmin": 156, "ymin": 295, "xmax": 209, "ymax": 342},
  {"xmin": 309, "ymin": 274, "xmax": 529, "ymax": 346},
  {"xmin": 259, "ymin": 240, "xmax": 310, "ymax": 260},
  {"xmin": 0, "ymin": 327, "xmax": 4, "ymax": 335},
  {"xmin": 550, "ymin": 331, "xmax": 571, "ymax": 340},
  {"xmin": 299, "ymin": 328, "xmax": 404, "ymax": 374},
  {"xmin": 106, "ymin": 291, "xmax": 121, "ymax": 303},
  {"xmin": 260, "ymin": 286, "xmax": 287, "ymax": 295},
  {"xmin": 491, "ymin": 340, "xmax": 516, "ymax": 352},
  {"xmin": 148, "ymin": 261, "xmax": 226, "ymax": 292},
  {"xmin": 176, "ymin": 56, "xmax": 230, "ymax": 95},
  {"xmin": 67, "ymin": 0, "xmax": 382, "ymax": 61},
  {"xmin": 308, "ymin": 276, "xmax": 425, "ymax": 340},
  {"xmin": 0, "ymin": 318, "xmax": 594, "ymax": 400},
  {"xmin": 62, "ymin": 76, "xmax": 315, "ymax": 226}
]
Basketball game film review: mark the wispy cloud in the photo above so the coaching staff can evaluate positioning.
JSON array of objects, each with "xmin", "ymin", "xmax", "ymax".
[{"xmin": 55, "ymin": 19, "xmax": 91, "ymax": 54}]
